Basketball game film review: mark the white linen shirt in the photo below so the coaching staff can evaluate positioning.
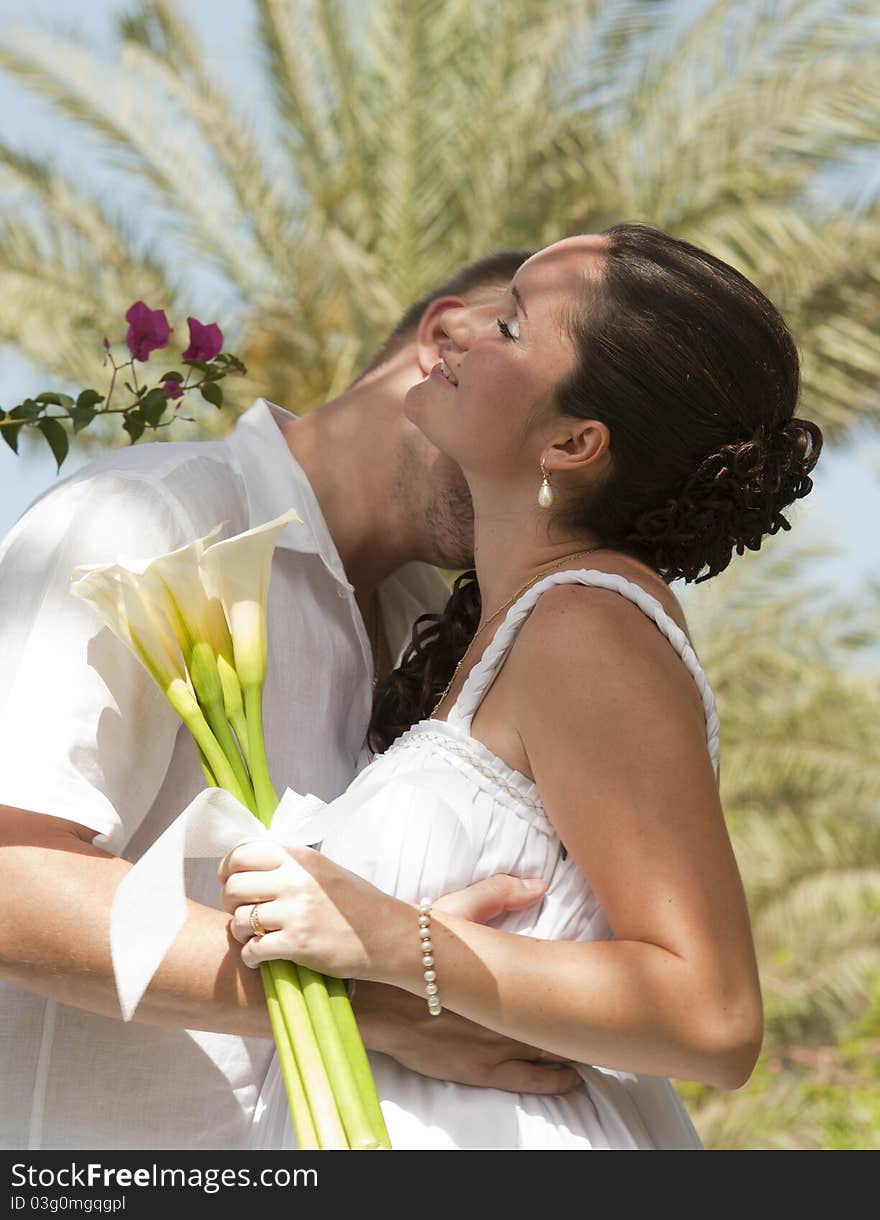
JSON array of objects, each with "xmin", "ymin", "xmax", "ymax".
[{"xmin": 0, "ymin": 398, "xmax": 451, "ymax": 1150}]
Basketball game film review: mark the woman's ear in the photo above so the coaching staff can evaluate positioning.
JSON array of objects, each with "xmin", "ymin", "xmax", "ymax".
[
  {"xmin": 546, "ymin": 420, "xmax": 612, "ymax": 477},
  {"xmin": 414, "ymin": 295, "xmax": 466, "ymax": 377}
]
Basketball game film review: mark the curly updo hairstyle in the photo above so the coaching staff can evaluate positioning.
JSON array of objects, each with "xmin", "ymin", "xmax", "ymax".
[{"xmin": 369, "ymin": 222, "xmax": 823, "ymax": 753}]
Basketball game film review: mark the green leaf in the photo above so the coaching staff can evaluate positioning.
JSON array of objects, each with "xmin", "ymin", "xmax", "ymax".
[
  {"xmin": 140, "ymin": 387, "xmax": 169, "ymax": 426},
  {"xmin": 199, "ymin": 381, "xmax": 223, "ymax": 407},
  {"xmin": 14, "ymin": 399, "xmax": 42, "ymax": 421},
  {"xmin": 37, "ymin": 417, "xmax": 70, "ymax": 472},
  {"xmin": 158, "ymin": 370, "xmax": 183, "ymax": 382},
  {"xmin": 34, "ymin": 391, "xmax": 74, "ymax": 407},
  {"xmin": 70, "ymin": 404, "xmax": 97, "ymax": 433},
  {"xmin": 183, "ymin": 359, "xmax": 212, "ymax": 373},
  {"xmin": 122, "ymin": 410, "xmax": 146, "ymax": 444},
  {"xmin": 214, "ymin": 353, "xmax": 247, "ymax": 375},
  {"xmin": 1, "ymin": 421, "xmax": 23, "ymax": 454},
  {"xmin": 76, "ymin": 389, "xmax": 104, "ymax": 410}
]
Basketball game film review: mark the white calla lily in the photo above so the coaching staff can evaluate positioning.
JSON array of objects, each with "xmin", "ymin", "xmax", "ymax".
[
  {"xmin": 199, "ymin": 508, "xmax": 303, "ymax": 689},
  {"xmin": 140, "ymin": 524, "xmax": 256, "ymax": 806},
  {"xmin": 71, "ymin": 551, "xmax": 246, "ymax": 803},
  {"xmin": 70, "ymin": 560, "xmax": 187, "ymax": 695},
  {"xmin": 141, "ymin": 523, "xmax": 225, "ymax": 659},
  {"xmin": 199, "ymin": 508, "xmax": 303, "ymax": 823},
  {"xmin": 136, "ymin": 524, "xmax": 249, "ymax": 763}
]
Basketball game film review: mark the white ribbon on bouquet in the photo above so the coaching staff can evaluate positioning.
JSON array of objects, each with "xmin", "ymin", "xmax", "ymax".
[{"xmin": 107, "ymin": 766, "xmax": 479, "ymax": 1022}]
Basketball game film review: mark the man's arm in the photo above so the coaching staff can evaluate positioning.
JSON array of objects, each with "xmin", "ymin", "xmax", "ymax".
[
  {"xmin": 0, "ymin": 806, "xmax": 582, "ymax": 1094},
  {"xmin": 0, "ymin": 806, "xmax": 271, "ymax": 1036}
]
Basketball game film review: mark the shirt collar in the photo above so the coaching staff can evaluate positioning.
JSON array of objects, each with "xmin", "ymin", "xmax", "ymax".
[{"xmin": 224, "ymin": 397, "xmax": 353, "ymax": 592}]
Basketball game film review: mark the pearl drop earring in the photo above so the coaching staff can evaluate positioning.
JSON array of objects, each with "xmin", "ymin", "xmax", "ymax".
[{"xmin": 538, "ymin": 459, "xmax": 553, "ymax": 508}]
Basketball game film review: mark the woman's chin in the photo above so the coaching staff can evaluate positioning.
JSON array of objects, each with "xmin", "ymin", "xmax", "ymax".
[{"xmin": 404, "ymin": 377, "xmax": 471, "ymax": 474}]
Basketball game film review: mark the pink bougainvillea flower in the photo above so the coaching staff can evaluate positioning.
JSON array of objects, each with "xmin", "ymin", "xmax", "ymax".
[
  {"xmin": 163, "ymin": 379, "xmax": 185, "ymax": 400},
  {"xmin": 125, "ymin": 302, "xmax": 173, "ymax": 362},
  {"xmin": 103, "ymin": 336, "xmax": 111, "ymax": 352},
  {"xmin": 181, "ymin": 316, "xmax": 223, "ymax": 363}
]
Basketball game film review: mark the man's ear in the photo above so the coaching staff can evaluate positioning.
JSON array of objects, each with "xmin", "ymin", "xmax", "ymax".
[{"xmin": 414, "ymin": 295, "xmax": 466, "ymax": 377}]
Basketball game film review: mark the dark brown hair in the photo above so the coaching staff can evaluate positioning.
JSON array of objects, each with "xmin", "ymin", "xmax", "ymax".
[{"xmin": 369, "ymin": 222, "xmax": 823, "ymax": 754}]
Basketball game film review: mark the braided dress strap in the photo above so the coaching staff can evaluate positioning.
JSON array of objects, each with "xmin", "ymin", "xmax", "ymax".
[{"xmin": 445, "ymin": 569, "xmax": 721, "ymax": 775}]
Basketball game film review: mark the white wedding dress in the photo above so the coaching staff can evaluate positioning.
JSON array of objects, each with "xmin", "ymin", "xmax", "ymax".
[{"xmin": 250, "ymin": 568, "xmax": 721, "ymax": 1150}]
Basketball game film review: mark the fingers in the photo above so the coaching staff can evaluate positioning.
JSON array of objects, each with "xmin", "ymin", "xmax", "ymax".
[
  {"xmin": 241, "ymin": 929, "xmax": 288, "ymax": 970},
  {"xmin": 217, "ymin": 839, "xmax": 286, "ymax": 885},
  {"xmin": 229, "ymin": 899, "xmax": 281, "ymax": 945},
  {"xmin": 500, "ymin": 877, "xmax": 548, "ymax": 912},
  {"xmin": 433, "ymin": 874, "xmax": 547, "ymax": 924},
  {"xmin": 489, "ymin": 1060, "xmax": 584, "ymax": 1096},
  {"xmin": 220, "ymin": 869, "xmax": 284, "ymax": 914}
]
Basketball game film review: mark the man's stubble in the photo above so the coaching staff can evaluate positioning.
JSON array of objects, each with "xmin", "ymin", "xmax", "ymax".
[{"xmin": 393, "ymin": 436, "xmax": 475, "ymax": 573}]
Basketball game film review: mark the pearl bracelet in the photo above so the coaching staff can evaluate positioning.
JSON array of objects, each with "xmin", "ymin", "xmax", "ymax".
[{"xmin": 418, "ymin": 897, "xmax": 442, "ymax": 1016}]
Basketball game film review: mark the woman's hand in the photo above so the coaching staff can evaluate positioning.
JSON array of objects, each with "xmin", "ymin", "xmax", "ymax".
[{"xmin": 218, "ymin": 840, "xmax": 407, "ymax": 981}]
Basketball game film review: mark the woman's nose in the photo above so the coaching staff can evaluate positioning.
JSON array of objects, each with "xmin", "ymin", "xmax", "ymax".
[{"xmin": 439, "ymin": 304, "xmax": 472, "ymax": 349}]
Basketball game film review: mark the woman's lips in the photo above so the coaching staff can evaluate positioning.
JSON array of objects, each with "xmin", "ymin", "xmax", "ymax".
[
  {"xmin": 431, "ymin": 361, "xmax": 456, "ymax": 388},
  {"xmin": 432, "ymin": 356, "xmax": 458, "ymax": 385}
]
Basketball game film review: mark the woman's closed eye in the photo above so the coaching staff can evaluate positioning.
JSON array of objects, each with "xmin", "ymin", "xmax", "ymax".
[{"xmin": 497, "ymin": 318, "xmax": 520, "ymax": 341}]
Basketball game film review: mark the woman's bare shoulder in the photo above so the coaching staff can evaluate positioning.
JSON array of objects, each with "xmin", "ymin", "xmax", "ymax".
[
  {"xmin": 508, "ymin": 561, "xmax": 706, "ymax": 732},
  {"xmin": 526, "ymin": 558, "xmax": 694, "ymax": 648},
  {"xmin": 469, "ymin": 558, "xmax": 703, "ymax": 783}
]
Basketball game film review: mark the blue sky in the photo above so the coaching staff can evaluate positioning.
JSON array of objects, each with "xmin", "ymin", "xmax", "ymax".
[{"xmin": 1, "ymin": 0, "xmax": 878, "ymax": 616}]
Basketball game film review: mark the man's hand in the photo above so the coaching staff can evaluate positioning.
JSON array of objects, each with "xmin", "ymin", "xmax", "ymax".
[{"xmin": 352, "ymin": 875, "xmax": 583, "ymax": 1095}]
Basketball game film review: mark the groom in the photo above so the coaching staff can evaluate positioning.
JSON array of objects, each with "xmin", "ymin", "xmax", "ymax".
[{"xmin": 0, "ymin": 248, "xmax": 582, "ymax": 1150}]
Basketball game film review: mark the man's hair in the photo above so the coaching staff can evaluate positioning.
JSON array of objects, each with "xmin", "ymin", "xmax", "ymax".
[{"xmin": 356, "ymin": 248, "xmax": 535, "ymax": 378}]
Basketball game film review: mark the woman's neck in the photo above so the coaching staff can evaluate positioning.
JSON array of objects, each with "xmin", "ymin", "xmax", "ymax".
[{"xmin": 471, "ymin": 538, "xmax": 608, "ymax": 626}]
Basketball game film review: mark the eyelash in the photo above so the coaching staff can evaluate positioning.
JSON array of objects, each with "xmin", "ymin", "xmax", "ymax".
[{"xmin": 497, "ymin": 318, "xmax": 518, "ymax": 341}]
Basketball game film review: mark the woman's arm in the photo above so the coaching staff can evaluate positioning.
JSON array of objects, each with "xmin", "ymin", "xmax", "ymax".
[{"xmin": 223, "ymin": 586, "xmax": 762, "ymax": 1090}]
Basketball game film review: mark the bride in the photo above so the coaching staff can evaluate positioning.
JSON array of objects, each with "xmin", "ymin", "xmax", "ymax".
[{"xmin": 218, "ymin": 223, "xmax": 823, "ymax": 1149}]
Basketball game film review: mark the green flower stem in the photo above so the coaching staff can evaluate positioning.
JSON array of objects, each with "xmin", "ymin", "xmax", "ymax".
[
  {"xmin": 189, "ymin": 641, "xmax": 257, "ymax": 811},
  {"xmin": 229, "ymin": 708, "xmax": 251, "ymax": 770},
  {"xmin": 326, "ymin": 974, "xmax": 392, "ymax": 1149},
  {"xmin": 270, "ymin": 960, "xmax": 349, "ymax": 1149},
  {"xmin": 202, "ymin": 697, "xmax": 257, "ymax": 813},
  {"xmin": 180, "ymin": 685, "xmax": 315, "ymax": 1149},
  {"xmin": 194, "ymin": 742, "xmax": 217, "ymax": 788},
  {"xmin": 297, "ymin": 965, "xmax": 382, "ymax": 1149},
  {"xmin": 216, "ymin": 655, "xmax": 250, "ymax": 768},
  {"xmin": 261, "ymin": 963, "xmax": 318, "ymax": 1150},
  {"xmin": 243, "ymin": 682, "xmax": 279, "ymax": 827},
  {"xmin": 240, "ymin": 673, "xmax": 387, "ymax": 1150},
  {"xmin": 166, "ymin": 686, "xmax": 249, "ymax": 807}
]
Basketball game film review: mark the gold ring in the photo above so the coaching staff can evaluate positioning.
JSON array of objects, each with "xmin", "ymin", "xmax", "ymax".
[{"xmin": 249, "ymin": 903, "xmax": 267, "ymax": 939}]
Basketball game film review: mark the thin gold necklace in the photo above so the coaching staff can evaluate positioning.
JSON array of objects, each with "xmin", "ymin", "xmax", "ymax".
[{"xmin": 430, "ymin": 545, "xmax": 609, "ymax": 717}]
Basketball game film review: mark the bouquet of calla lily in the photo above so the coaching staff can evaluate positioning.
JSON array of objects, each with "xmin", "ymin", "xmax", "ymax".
[{"xmin": 70, "ymin": 510, "xmax": 391, "ymax": 1151}]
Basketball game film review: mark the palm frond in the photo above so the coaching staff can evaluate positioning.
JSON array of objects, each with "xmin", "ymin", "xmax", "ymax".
[
  {"xmin": 0, "ymin": 29, "xmax": 260, "ymax": 288},
  {"xmin": 119, "ymin": 1, "xmax": 295, "ymax": 280}
]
